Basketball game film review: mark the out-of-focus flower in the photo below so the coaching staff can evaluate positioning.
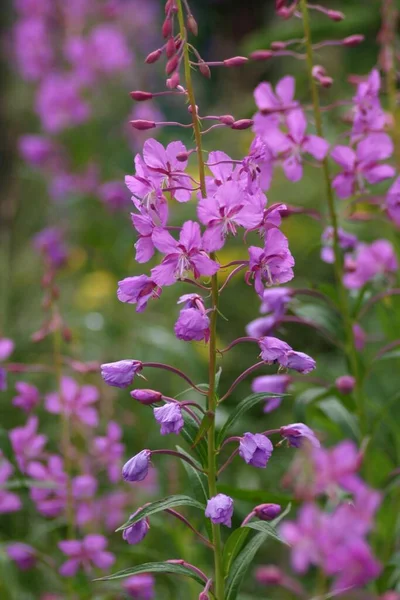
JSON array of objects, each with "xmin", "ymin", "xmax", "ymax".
[
  {"xmin": 27, "ymin": 455, "xmax": 67, "ymax": 517},
  {"xmin": 33, "ymin": 227, "xmax": 68, "ymax": 269},
  {"xmin": 9, "ymin": 416, "xmax": 47, "ymax": 471},
  {"xmin": 343, "ymin": 240, "xmax": 398, "ymax": 289},
  {"xmin": 123, "ymin": 574, "xmax": 155, "ymax": 599},
  {"xmin": 72, "ymin": 474, "xmax": 98, "ymax": 527},
  {"xmin": 98, "ymin": 181, "xmax": 130, "ymax": 211},
  {"xmin": 321, "ymin": 227, "xmax": 358, "ymax": 264},
  {"xmin": 92, "ymin": 422, "xmax": 124, "ymax": 483},
  {"xmin": 13, "ymin": 382, "xmax": 40, "ymax": 412},
  {"xmin": 58, "ymin": 535, "xmax": 115, "ymax": 577},
  {"xmin": 0, "ymin": 454, "xmax": 22, "ymax": 513},
  {"xmin": 36, "ymin": 73, "xmax": 90, "ymax": 133},
  {"xmin": 45, "ymin": 377, "xmax": 99, "ymax": 427},
  {"xmin": 251, "ymin": 374, "xmax": 291, "ymax": 413},
  {"xmin": 7, "ymin": 543, "xmax": 37, "ymax": 570},
  {"xmin": 14, "ymin": 18, "xmax": 53, "ymax": 81},
  {"xmin": 280, "ymin": 423, "xmax": 320, "ymax": 448},
  {"xmin": 117, "ymin": 276, "xmax": 162, "ymax": 312},
  {"xmin": 386, "ymin": 176, "xmax": 400, "ymax": 227}
]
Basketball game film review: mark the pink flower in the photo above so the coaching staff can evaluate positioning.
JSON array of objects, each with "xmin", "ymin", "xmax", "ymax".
[
  {"xmin": 253, "ymin": 76, "xmax": 298, "ymax": 136},
  {"xmin": 126, "ymin": 155, "xmax": 168, "ymax": 225},
  {"xmin": 13, "ymin": 382, "xmax": 40, "ymax": 412},
  {"xmin": 352, "ymin": 69, "xmax": 386, "ymax": 136},
  {"xmin": 35, "ymin": 73, "xmax": 90, "ymax": 133},
  {"xmin": 142, "ymin": 139, "xmax": 192, "ymax": 202},
  {"xmin": 247, "ymin": 229, "xmax": 295, "ymax": 296},
  {"xmin": 9, "ymin": 416, "xmax": 47, "ymax": 472},
  {"xmin": 0, "ymin": 338, "xmax": 14, "ymax": 361},
  {"xmin": 45, "ymin": 377, "xmax": 99, "ymax": 427},
  {"xmin": 27, "ymin": 455, "xmax": 67, "ymax": 517},
  {"xmin": 343, "ymin": 239, "xmax": 398, "ymax": 289},
  {"xmin": 58, "ymin": 535, "xmax": 115, "ymax": 577},
  {"xmin": 151, "ymin": 221, "xmax": 219, "ymax": 286},
  {"xmin": 92, "ymin": 422, "xmax": 124, "ymax": 483},
  {"xmin": 331, "ymin": 134, "xmax": 395, "ymax": 199},
  {"xmin": 0, "ymin": 454, "xmax": 22, "ymax": 514}
]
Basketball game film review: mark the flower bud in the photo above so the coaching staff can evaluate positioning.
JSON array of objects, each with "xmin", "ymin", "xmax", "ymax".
[
  {"xmin": 122, "ymin": 449, "xmax": 151, "ymax": 482},
  {"xmin": 130, "ymin": 120, "xmax": 157, "ymax": 130},
  {"xmin": 176, "ymin": 151, "xmax": 190, "ymax": 162},
  {"xmin": 223, "ymin": 56, "xmax": 248, "ymax": 67},
  {"xmin": 254, "ymin": 503, "xmax": 282, "ymax": 521},
  {"xmin": 145, "ymin": 49, "xmax": 162, "ymax": 64},
  {"xmin": 231, "ymin": 119, "xmax": 254, "ymax": 130},
  {"xmin": 320, "ymin": 76, "xmax": 333, "ymax": 88},
  {"xmin": 249, "ymin": 50, "xmax": 274, "ymax": 61},
  {"xmin": 327, "ymin": 9, "xmax": 345, "ymax": 21},
  {"xmin": 187, "ymin": 14, "xmax": 198, "ymax": 36},
  {"xmin": 162, "ymin": 17, "xmax": 172, "ymax": 38},
  {"xmin": 219, "ymin": 114, "xmax": 235, "ymax": 125},
  {"xmin": 130, "ymin": 389, "xmax": 162, "ymax": 404},
  {"xmin": 270, "ymin": 41, "xmax": 286, "ymax": 51},
  {"xmin": 277, "ymin": 7, "xmax": 293, "ymax": 19},
  {"xmin": 166, "ymin": 72, "xmax": 180, "ymax": 89},
  {"xmin": 335, "ymin": 375, "xmax": 355, "ymax": 395},
  {"xmin": 199, "ymin": 62, "xmax": 211, "ymax": 78},
  {"xmin": 198, "ymin": 593, "xmax": 210, "ymax": 600},
  {"xmin": 130, "ymin": 91, "xmax": 153, "ymax": 101},
  {"xmin": 122, "ymin": 512, "xmax": 150, "ymax": 545},
  {"xmin": 166, "ymin": 54, "xmax": 179, "ymax": 75},
  {"xmin": 166, "ymin": 37, "xmax": 176, "ymax": 58},
  {"xmin": 255, "ymin": 565, "xmax": 283, "ymax": 585},
  {"xmin": 343, "ymin": 34, "xmax": 365, "ymax": 47},
  {"xmin": 101, "ymin": 359, "xmax": 143, "ymax": 388}
]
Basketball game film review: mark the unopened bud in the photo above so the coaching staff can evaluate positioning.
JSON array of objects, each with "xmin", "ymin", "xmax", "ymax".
[
  {"xmin": 130, "ymin": 119, "xmax": 156, "ymax": 130},
  {"xmin": 130, "ymin": 389, "xmax": 162, "ymax": 404},
  {"xmin": 255, "ymin": 565, "xmax": 283, "ymax": 585},
  {"xmin": 219, "ymin": 114, "xmax": 235, "ymax": 125},
  {"xmin": 312, "ymin": 65, "xmax": 326, "ymax": 78},
  {"xmin": 199, "ymin": 62, "xmax": 211, "ymax": 78},
  {"xmin": 164, "ymin": 0, "xmax": 173, "ymax": 13},
  {"xmin": 335, "ymin": 375, "xmax": 355, "ymax": 395},
  {"xmin": 327, "ymin": 9, "xmax": 345, "ymax": 21},
  {"xmin": 249, "ymin": 50, "xmax": 274, "ymax": 61},
  {"xmin": 130, "ymin": 91, "xmax": 153, "ymax": 101},
  {"xmin": 270, "ymin": 41, "xmax": 286, "ymax": 51},
  {"xmin": 162, "ymin": 17, "xmax": 172, "ymax": 38},
  {"xmin": 176, "ymin": 151, "xmax": 189, "ymax": 162},
  {"xmin": 223, "ymin": 56, "xmax": 248, "ymax": 67},
  {"xmin": 231, "ymin": 119, "xmax": 254, "ymax": 130},
  {"xmin": 166, "ymin": 72, "xmax": 180, "ymax": 89},
  {"xmin": 254, "ymin": 503, "xmax": 282, "ymax": 521},
  {"xmin": 62, "ymin": 326, "xmax": 72, "ymax": 343},
  {"xmin": 145, "ymin": 49, "xmax": 162, "ymax": 64},
  {"xmin": 166, "ymin": 55, "xmax": 179, "ymax": 75},
  {"xmin": 166, "ymin": 37, "xmax": 176, "ymax": 58},
  {"xmin": 343, "ymin": 34, "xmax": 365, "ymax": 47},
  {"xmin": 277, "ymin": 7, "xmax": 293, "ymax": 19},
  {"xmin": 320, "ymin": 76, "xmax": 333, "ymax": 88},
  {"xmin": 187, "ymin": 14, "xmax": 198, "ymax": 36}
]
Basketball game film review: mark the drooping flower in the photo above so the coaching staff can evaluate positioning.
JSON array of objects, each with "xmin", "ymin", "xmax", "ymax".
[
  {"xmin": 247, "ymin": 229, "xmax": 295, "ymax": 296},
  {"xmin": 280, "ymin": 423, "xmax": 320, "ymax": 448},
  {"xmin": 282, "ymin": 351, "xmax": 316, "ymax": 374},
  {"xmin": 254, "ymin": 503, "xmax": 282, "ymax": 521},
  {"xmin": 205, "ymin": 494, "xmax": 234, "ymax": 527},
  {"xmin": 7, "ymin": 543, "xmax": 37, "ymax": 570},
  {"xmin": 9, "ymin": 416, "xmax": 47, "ymax": 472},
  {"xmin": 251, "ymin": 374, "xmax": 291, "ymax": 412},
  {"xmin": 151, "ymin": 221, "xmax": 219, "ymax": 286},
  {"xmin": 123, "ymin": 574, "xmax": 155, "ymax": 599},
  {"xmin": 58, "ymin": 535, "xmax": 115, "ymax": 577},
  {"xmin": 45, "ymin": 377, "xmax": 99, "ymax": 427},
  {"xmin": 117, "ymin": 275, "xmax": 162, "ymax": 312},
  {"xmin": 343, "ymin": 239, "xmax": 398, "ymax": 289},
  {"xmin": 239, "ymin": 433, "xmax": 273, "ymax": 468},
  {"xmin": 101, "ymin": 359, "xmax": 143, "ymax": 388},
  {"xmin": 174, "ymin": 308, "xmax": 210, "ymax": 342},
  {"xmin": 331, "ymin": 134, "xmax": 395, "ymax": 199},
  {"xmin": 12, "ymin": 382, "xmax": 40, "ymax": 412},
  {"xmin": 142, "ymin": 139, "xmax": 192, "ymax": 202},
  {"xmin": 122, "ymin": 511, "xmax": 150, "ymax": 545},
  {"xmin": 123, "ymin": 450, "xmax": 151, "ymax": 483},
  {"xmin": 258, "ymin": 336, "xmax": 291, "ymax": 363},
  {"xmin": 153, "ymin": 402, "xmax": 184, "ymax": 435}
]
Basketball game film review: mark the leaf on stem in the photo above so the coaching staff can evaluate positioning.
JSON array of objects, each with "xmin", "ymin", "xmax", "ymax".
[
  {"xmin": 95, "ymin": 560, "xmax": 205, "ymax": 586},
  {"xmin": 116, "ymin": 495, "xmax": 205, "ymax": 532}
]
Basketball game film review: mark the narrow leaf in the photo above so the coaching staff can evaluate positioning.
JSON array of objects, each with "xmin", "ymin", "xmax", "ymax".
[
  {"xmin": 217, "ymin": 393, "xmax": 284, "ymax": 446},
  {"xmin": 192, "ymin": 411, "xmax": 214, "ymax": 448},
  {"xmin": 223, "ymin": 527, "xmax": 250, "ymax": 576},
  {"xmin": 116, "ymin": 495, "xmax": 205, "ymax": 532},
  {"xmin": 218, "ymin": 485, "xmax": 294, "ymax": 506},
  {"xmin": 181, "ymin": 413, "xmax": 208, "ymax": 466},
  {"xmin": 96, "ymin": 561, "xmax": 205, "ymax": 586},
  {"xmin": 244, "ymin": 521, "xmax": 288, "ymax": 545},
  {"xmin": 317, "ymin": 398, "xmax": 360, "ymax": 441}
]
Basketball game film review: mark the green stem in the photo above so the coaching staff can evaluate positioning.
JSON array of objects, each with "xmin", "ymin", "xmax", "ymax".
[
  {"xmin": 300, "ymin": 0, "xmax": 366, "ymax": 435},
  {"xmin": 176, "ymin": 3, "xmax": 224, "ymax": 598}
]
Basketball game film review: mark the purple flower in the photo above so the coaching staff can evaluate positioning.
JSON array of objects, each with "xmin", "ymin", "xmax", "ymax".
[
  {"xmin": 87, "ymin": 25, "xmax": 132, "ymax": 74},
  {"xmin": 123, "ymin": 450, "xmax": 151, "ymax": 482},
  {"xmin": 14, "ymin": 18, "xmax": 53, "ymax": 81},
  {"xmin": 9, "ymin": 416, "xmax": 47, "ymax": 472},
  {"xmin": 153, "ymin": 402, "xmax": 184, "ymax": 435},
  {"xmin": 45, "ymin": 377, "xmax": 99, "ymax": 427},
  {"xmin": 260, "ymin": 287, "xmax": 293, "ymax": 317},
  {"xmin": 205, "ymin": 494, "xmax": 234, "ymax": 527},
  {"xmin": 280, "ymin": 503, "xmax": 324, "ymax": 573},
  {"xmin": 281, "ymin": 351, "xmax": 316, "ymax": 374},
  {"xmin": 247, "ymin": 229, "xmax": 295, "ymax": 296},
  {"xmin": 0, "ymin": 454, "xmax": 22, "ymax": 514},
  {"xmin": 254, "ymin": 503, "xmax": 282, "ymax": 521},
  {"xmin": 331, "ymin": 134, "xmax": 395, "ymax": 199},
  {"xmin": 321, "ymin": 227, "xmax": 358, "ymax": 264},
  {"xmin": 27, "ymin": 455, "xmax": 67, "ymax": 517},
  {"xmin": 258, "ymin": 336, "xmax": 291, "ymax": 363},
  {"xmin": 239, "ymin": 433, "xmax": 273, "ymax": 468},
  {"xmin": 246, "ymin": 316, "xmax": 276, "ymax": 338},
  {"xmin": 386, "ymin": 176, "xmax": 400, "ymax": 227},
  {"xmin": 33, "ymin": 227, "xmax": 68, "ymax": 269},
  {"xmin": 101, "ymin": 359, "xmax": 143, "ymax": 388},
  {"xmin": 117, "ymin": 275, "xmax": 162, "ymax": 312},
  {"xmin": 336, "ymin": 375, "xmax": 356, "ymax": 395},
  {"xmin": 131, "ymin": 212, "xmax": 158, "ymax": 263},
  {"xmin": 92, "ymin": 422, "xmax": 124, "ymax": 483},
  {"xmin": 95, "ymin": 490, "xmax": 130, "ymax": 532},
  {"xmin": 123, "ymin": 574, "xmax": 155, "ymax": 599},
  {"xmin": 253, "ymin": 76, "xmax": 298, "ymax": 136},
  {"xmin": 126, "ymin": 155, "xmax": 168, "ymax": 224},
  {"xmin": 280, "ymin": 423, "xmax": 320, "ymax": 448},
  {"xmin": 251, "ymin": 374, "xmax": 291, "ymax": 413},
  {"xmin": 205, "ymin": 150, "xmax": 246, "ymax": 195},
  {"xmin": 35, "ymin": 73, "xmax": 90, "ymax": 133},
  {"xmin": 72, "ymin": 474, "xmax": 98, "ymax": 527},
  {"xmin": 98, "ymin": 181, "xmax": 130, "ymax": 212},
  {"xmin": 174, "ymin": 308, "xmax": 210, "ymax": 342},
  {"xmin": 151, "ymin": 221, "xmax": 219, "ymax": 286},
  {"xmin": 18, "ymin": 135, "xmax": 61, "ymax": 168},
  {"xmin": 131, "ymin": 389, "xmax": 162, "ymax": 404},
  {"xmin": 143, "ymin": 139, "xmax": 192, "ymax": 202},
  {"xmin": 0, "ymin": 338, "xmax": 14, "ymax": 361},
  {"xmin": 58, "ymin": 535, "xmax": 115, "ymax": 577},
  {"xmin": 122, "ymin": 511, "xmax": 150, "ymax": 545},
  {"xmin": 343, "ymin": 239, "xmax": 398, "ymax": 289},
  {"xmin": 352, "ymin": 69, "xmax": 386, "ymax": 136},
  {"xmin": 241, "ymin": 138, "xmax": 274, "ymax": 192},
  {"xmin": 197, "ymin": 181, "xmax": 263, "ymax": 251},
  {"xmin": 7, "ymin": 543, "xmax": 36, "ymax": 570},
  {"xmin": 264, "ymin": 109, "xmax": 329, "ymax": 181},
  {"xmin": 12, "ymin": 382, "xmax": 40, "ymax": 412}
]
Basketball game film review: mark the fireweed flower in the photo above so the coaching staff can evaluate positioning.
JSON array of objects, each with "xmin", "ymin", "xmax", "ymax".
[
  {"xmin": 7, "ymin": 543, "xmax": 37, "ymax": 571},
  {"xmin": 126, "ymin": 155, "xmax": 168, "ymax": 225},
  {"xmin": 239, "ymin": 433, "xmax": 273, "ymax": 468},
  {"xmin": 98, "ymin": 181, "xmax": 130, "ymax": 212},
  {"xmin": 282, "ymin": 351, "xmax": 316, "ymax": 374},
  {"xmin": 280, "ymin": 423, "xmax": 320, "ymax": 448},
  {"xmin": 321, "ymin": 227, "xmax": 358, "ymax": 264},
  {"xmin": 153, "ymin": 402, "xmax": 184, "ymax": 435},
  {"xmin": 45, "ymin": 376, "xmax": 99, "ymax": 427},
  {"xmin": 343, "ymin": 239, "xmax": 398, "ymax": 289},
  {"xmin": 255, "ymin": 503, "xmax": 282, "ymax": 521},
  {"xmin": 0, "ymin": 337, "xmax": 14, "ymax": 361},
  {"xmin": 386, "ymin": 176, "xmax": 400, "ymax": 227},
  {"xmin": 0, "ymin": 453, "xmax": 22, "ymax": 514},
  {"xmin": 58, "ymin": 535, "xmax": 115, "ymax": 577},
  {"xmin": 13, "ymin": 17, "xmax": 54, "ymax": 81},
  {"xmin": 27, "ymin": 455, "xmax": 67, "ymax": 517},
  {"xmin": 241, "ymin": 137, "xmax": 274, "ymax": 193},
  {"xmin": 247, "ymin": 228, "xmax": 295, "ymax": 296},
  {"xmin": 331, "ymin": 133, "xmax": 395, "ymax": 199},
  {"xmin": 117, "ymin": 275, "xmax": 162, "ymax": 312},
  {"xmin": 123, "ymin": 449, "xmax": 151, "ymax": 482},
  {"xmin": 72, "ymin": 474, "xmax": 98, "ymax": 527},
  {"xmin": 251, "ymin": 374, "xmax": 291, "ymax": 412},
  {"xmin": 122, "ymin": 511, "xmax": 150, "ymax": 545},
  {"xmin": 205, "ymin": 494, "xmax": 234, "ymax": 527},
  {"xmin": 9, "ymin": 415, "xmax": 47, "ymax": 472},
  {"xmin": 123, "ymin": 574, "xmax": 155, "ymax": 600},
  {"xmin": 253, "ymin": 75, "xmax": 298, "ymax": 135},
  {"xmin": 205, "ymin": 150, "xmax": 246, "ymax": 196},
  {"xmin": 92, "ymin": 421, "xmax": 124, "ymax": 483},
  {"xmin": 101, "ymin": 359, "xmax": 143, "ymax": 388},
  {"xmin": 197, "ymin": 181, "xmax": 263, "ymax": 252},
  {"xmin": 263, "ymin": 108, "xmax": 329, "ymax": 182},
  {"xmin": 18, "ymin": 135, "xmax": 61, "ymax": 168},
  {"xmin": 131, "ymin": 212, "xmax": 158, "ymax": 263},
  {"xmin": 96, "ymin": 490, "xmax": 131, "ymax": 533},
  {"xmin": 260, "ymin": 287, "xmax": 293, "ymax": 317},
  {"xmin": 142, "ymin": 139, "xmax": 192, "ymax": 202},
  {"xmin": 352, "ymin": 69, "xmax": 386, "ymax": 137},
  {"xmin": 151, "ymin": 220, "xmax": 219, "ymax": 286},
  {"xmin": 33, "ymin": 227, "xmax": 68, "ymax": 269},
  {"xmin": 258, "ymin": 336, "xmax": 291, "ymax": 363},
  {"xmin": 12, "ymin": 382, "xmax": 40, "ymax": 412},
  {"xmin": 175, "ymin": 294, "xmax": 210, "ymax": 342}
]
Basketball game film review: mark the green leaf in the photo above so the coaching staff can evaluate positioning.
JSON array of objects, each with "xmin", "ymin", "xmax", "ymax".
[
  {"xmin": 181, "ymin": 413, "xmax": 208, "ymax": 466},
  {"xmin": 192, "ymin": 411, "xmax": 214, "ymax": 448},
  {"xmin": 223, "ymin": 527, "xmax": 250, "ymax": 577},
  {"xmin": 218, "ymin": 485, "xmax": 294, "ymax": 506},
  {"xmin": 293, "ymin": 387, "xmax": 331, "ymax": 422},
  {"xmin": 317, "ymin": 398, "xmax": 360, "ymax": 441},
  {"xmin": 175, "ymin": 446, "xmax": 208, "ymax": 506},
  {"xmin": 244, "ymin": 522, "xmax": 288, "ymax": 545},
  {"xmin": 95, "ymin": 561, "xmax": 205, "ymax": 586},
  {"xmin": 116, "ymin": 495, "xmax": 205, "ymax": 532},
  {"xmin": 217, "ymin": 393, "xmax": 284, "ymax": 446}
]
